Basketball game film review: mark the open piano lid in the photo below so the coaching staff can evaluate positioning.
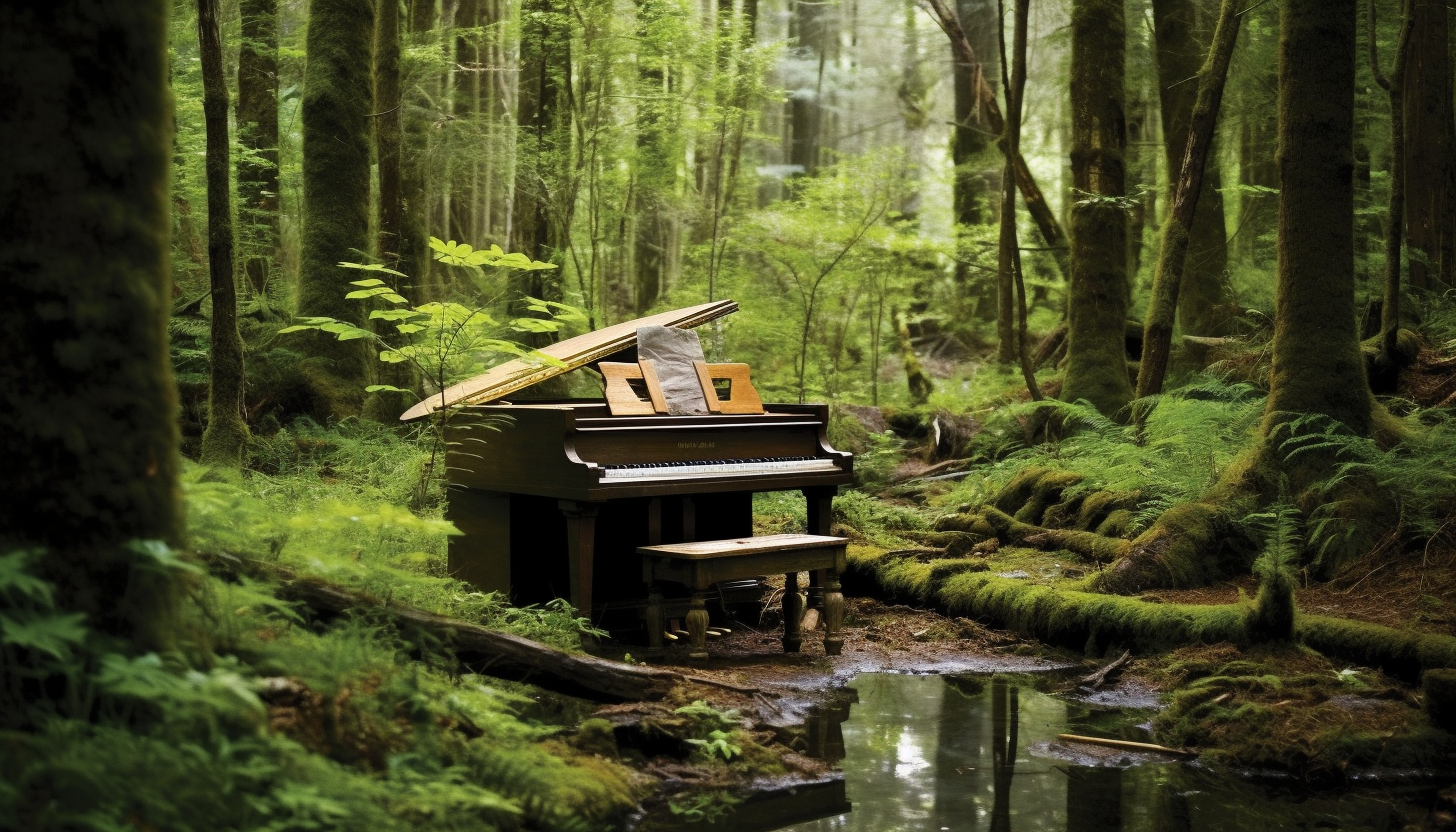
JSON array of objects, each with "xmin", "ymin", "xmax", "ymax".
[{"xmin": 399, "ymin": 299, "xmax": 738, "ymax": 421}]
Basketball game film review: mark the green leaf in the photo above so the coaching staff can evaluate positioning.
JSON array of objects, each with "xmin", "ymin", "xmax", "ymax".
[
  {"xmin": 381, "ymin": 293, "xmax": 410, "ymax": 304},
  {"xmin": 348, "ymin": 278, "xmax": 388, "ymax": 287},
  {"xmin": 345, "ymin": 287, "xmax": 393, "ymax": 299},
  {"xmin": 338, "ymin": 262, "xmax": 409, "ymax": 278},
  {"xmin": 369, "ymin": 309, "xmax": 423, "ymax": 321},
  {"xmin": 336, "ymin": 329, "xmax": 371, "ymax": 341},
  {"xmin": 509, "ymin": 318, "xmax": 562, "ymax": 333},
  {"xmin": 0, "ymin": 611, "xmax": 88, "ymax": 658},
  {"xmin": 379, "ymin": 350, "xmax": 411, "ymax": 364},
  {"xmin": 365, "ymin": 384, "xmax": 412, "ymax": 394},
  {"xmin": 396, "ymin": 323, "xmax": 425, "ymax": 334}
]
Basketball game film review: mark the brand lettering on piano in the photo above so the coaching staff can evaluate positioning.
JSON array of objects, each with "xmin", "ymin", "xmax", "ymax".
[{"xmin": 677, "ymin": 441, "xmax": 716, "ymax": 449}]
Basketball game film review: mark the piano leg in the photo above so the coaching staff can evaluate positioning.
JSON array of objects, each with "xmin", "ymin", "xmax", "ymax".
[
  {"xmin": 823, "ymin": 569, "xmax": 845, "ymax": 656},
  {"xmin": 783, "ymin": 570, "xmax": 803, "ymax": 653},
  {"xmin": 686, "ymin": 585, "xmax": 710, "ymax": 660},
  {"xmin": 645, "ymin": 581, "xmax": 665, "ymax": 659},
  {"xmin": 559, "ymin": 500, "xmax": 600, "ymax": 619},
  {"xmin": 805, "ymin": 487, "xmax": 836, "ymax": 611}
]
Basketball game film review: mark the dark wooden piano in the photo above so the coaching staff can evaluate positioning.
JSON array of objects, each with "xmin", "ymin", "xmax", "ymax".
[{"xmin": 401, "ymin": 300, "xmax": 854, "ymax": 624}]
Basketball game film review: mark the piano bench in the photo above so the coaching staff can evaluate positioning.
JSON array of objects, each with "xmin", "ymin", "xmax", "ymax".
[{"xmin": 638, "ymin": 533, "xmax": 848, "ymax": 661}]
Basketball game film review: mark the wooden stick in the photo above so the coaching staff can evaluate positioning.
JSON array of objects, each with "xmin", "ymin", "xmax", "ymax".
[{"xmin": 1056, "ymin": 734, "xmax": 1195, "ymax": 757}]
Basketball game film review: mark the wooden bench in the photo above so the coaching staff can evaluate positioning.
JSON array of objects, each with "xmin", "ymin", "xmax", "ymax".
[{"xmin": 639, "ymin": 533, "xmax": 848, "ymax": 660}]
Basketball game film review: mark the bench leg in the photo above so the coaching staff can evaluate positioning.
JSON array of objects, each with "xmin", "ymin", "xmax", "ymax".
[
  {"xmin": 686, "ymin": 590, "xmax": 710, "ymax": 660},
  {"xmin": 783, "ymin": 571, "xmax": 803, "ymax": 653},
  {"xmin": 823, "ymin": 569, "xmax": 845, "ymax": 657},
  {"xmin": 645, "ymin": 582, "xmax": 665, "ymax": 659}
]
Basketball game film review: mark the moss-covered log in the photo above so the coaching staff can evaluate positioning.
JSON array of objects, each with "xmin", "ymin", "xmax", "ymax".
[
  {"xmin": 846, "ymin": 548, "xmax": 1456, "ymax": 682},
  {"xmin": 0, "ymin": 2, "xmax": 181, "ymax": 650}
]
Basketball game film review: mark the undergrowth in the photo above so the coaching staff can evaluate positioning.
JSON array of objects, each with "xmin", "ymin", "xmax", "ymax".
[{"xmin": 1, "ymin": 422, "xmax": 633, "ymax": 831}]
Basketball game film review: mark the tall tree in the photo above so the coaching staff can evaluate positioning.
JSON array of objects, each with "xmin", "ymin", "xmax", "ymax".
[
  {"xmin": 1061, "ymin": 0, "xmax": 1134, "ymax": 417},
  {"xmin": 923, "ymin": 0, "xmax": 1069, "ymax": 278},
  {"xmin": 787, "ymin": 0, "xmax": 837, "ymax": 178},
  {"xmin": 1401, "ymin": 0, "xmax": 1455, "ymax": 291},
  {"xmin": 298, "ymin": 0, "xmax": 374, "ymax": 406},
  {"xmin": 1369, "ymin": 0, "xmax": 1413, "ymax": 378},
  {"xmin": 402, "ymin": 0, "xmax": 437, "ymax": 295},
  {"xmin": 632, "ymin": 0, "xmax": 682, "ymax": 313},
  {"xmin": 0, "ymin": 1, "xmax": 181, "ymax": 649},
  {"xmin": 1137, "ymin": 0, "xmax": 1242, "ymax": 398},
  {"xmin": 1262, "ymin": 0, "xmax": 1372, "ymax": 465},
  {"xmin": 198, "ymin": 0, "xmax": 250, "ymax": 465},
  {"xmin": 237, "ymin": 0, "xmax": 280, "ymax": 306},
  {"xmin": 377, "ymin": 0, "xmax": 405, "ymax": 273},
  {"xmin": 998, "ymin": 0, "xmax": 1040, "ymax": 398},
  {"xmin": 1152, "ymin": 0, "xmax": 1233, "ymax": 335},
  {"xmin": 950, "ymin": 0, "xmax": 999, "ymax": 228}
]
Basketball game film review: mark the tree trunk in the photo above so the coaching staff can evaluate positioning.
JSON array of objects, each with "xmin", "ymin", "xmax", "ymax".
[
  {"xmin": 1371, "ymin": 0, "xmax": 1413, "ymax": 379},
  {"xmin": 788, "ymin": 0, "xmax": 836, "ymax": 178},
  {"xmin": 198, "ymin": 0, "xmax": 251, "ymax": 465},
  {"xmin": 1401, "ymin": 0, "xmax": 1455, "ymax": 291},
  {"xmin": 0, "ymin": 0, "xmax": 181, "ymax": 650},
  {"xmin": 299, "ymin": 0, "xmax": 374, "ymax": 408},
  {"xmin": 950, "ymin": 0, "xmax": 999, "ymax": 228},
  {"xmin": 237, "ymin": 0, "xmax": 280, "ymax": 306},
  {"xmin": 923, "ymin": 0, "xmax": 1069, "ymax": 279},
  {"xmin": 1137, "ymin": 0, "xmax": 1242, "ymax": 399},
  {"xmin": 1263, "ymin": 0, "xmax": 1372, "ymax": 456},
  {"xmin": 632, "ymin": 0, "xmax": 675, "ymax": 314},
  {"xmin": 1000, "ymin": 0, "xmax": 1041, "ymax": 399},
  {"xmin": 1152, "ymin": 0, "xmax": 1232, "ymax": 336},
  {"xmin": 402, "ymin": 0, "xmax": 436, "ymax": 297},
  {"xmin": 897, "ymin": 1, "xmax": 932, "ymax": 225},
  {"xmin": 1062, "ymin": 0, "xmax": 1134, "ymax": 418}
]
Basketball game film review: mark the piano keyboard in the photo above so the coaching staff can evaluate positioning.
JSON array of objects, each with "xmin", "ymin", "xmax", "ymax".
[{"xmin": 601, "ymin": 456, "xmax": 840, "ymax": 480}]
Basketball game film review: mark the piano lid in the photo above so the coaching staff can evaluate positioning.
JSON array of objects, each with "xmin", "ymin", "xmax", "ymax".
[{"xmin": 399, "ymin": 299, "xmax": 739, "ymax": 421}]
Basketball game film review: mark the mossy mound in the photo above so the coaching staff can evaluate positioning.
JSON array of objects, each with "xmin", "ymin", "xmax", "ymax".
[{"xmin": 1153, "ymin": 644, "xmax": 1450, "ymax": 780}]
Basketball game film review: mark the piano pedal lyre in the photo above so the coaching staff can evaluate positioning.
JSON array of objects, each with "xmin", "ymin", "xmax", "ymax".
[
  {"xmin": 601, "ymin": 360, "xmax": 668, "ymax": 416},
  {"xmin": 693, "ymin": 362, "xmax": 764, "ymax": 415}
]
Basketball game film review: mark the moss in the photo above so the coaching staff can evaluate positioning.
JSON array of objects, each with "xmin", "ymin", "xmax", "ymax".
[
  {"xmin": 1152, "ymin": 646, "xmax": 1449, "ymax": 779},
  {"xmin": 1073, "ymin": 490, "xmax": 1139, "ymax": 532},
  {"xmin": 1424, "ymin": 669, "xmax": 1456, "ymax": 733},
  {"xmin": 1297, "ymin": 615, "xmax": 1456, "ymax": 684},
  {"xmin": 0, "ymin": 3, "xmax": 183, "ymax": 650},
  {"xmin": 298, "ymin": 0, "xmax": 373, "ymax": 390}
]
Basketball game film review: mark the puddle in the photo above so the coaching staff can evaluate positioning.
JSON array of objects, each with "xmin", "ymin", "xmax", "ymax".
[{"xmin": 769, "ymin": 673, "xmax": 1440, "ymax": 832}]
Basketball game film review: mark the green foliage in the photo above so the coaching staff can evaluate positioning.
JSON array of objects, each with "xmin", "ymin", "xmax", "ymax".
[
  {"xmin": 967, "ymin": 377, "xmax": 1265, "ymax": 534},
  {"xmin": 674, "ymin": 701, "xmax": 743, "ymax": 762},
  {"xmin": 666, "ymin": 789, "xmax": 742, "ymax": 824},
  {"xmin": 1244, "ymin": 505, "xmax": 1300, "ymax": 643},
  {"xmin": 833, "ymin": 490, "xmax": 929, "ymax": 546}
]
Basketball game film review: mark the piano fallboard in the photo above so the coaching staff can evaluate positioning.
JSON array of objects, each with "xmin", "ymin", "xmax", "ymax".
[{"xmin": 445, "ymin": 401, "xmax": 853, "ymax": 501}]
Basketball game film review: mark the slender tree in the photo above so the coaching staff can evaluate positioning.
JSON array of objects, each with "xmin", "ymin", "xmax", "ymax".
[
  {"xmin": 1369, "ymin": 0, "xmax": 1413, "ymax": 378},
  {"xmin": 950, "ymin": 0, "xmax": 1000, "ymax": 228},
  {"xmin": 1061, "ymin": 0, "xmax": 1134, "ymax": 418},
  {"xmin": 237, "ymin": 0, "xmax": 280, "ymax": 305},
  {"xmin": 997, "ymin": 0, "xmax": 1040, "ymax": 399},
  {"xmin": 377, "ymin": 0, "xmax": 405, "ymax": 273},
  {"xmin": 1151, "ymin": 0, "xmax": 1233, "ymax": 335},
  {"xmin": 198, "ymin": 0, "xmax": 250, "ymax": 464},
  {"xmin": 923, "ymin": 0, "xmax": 1069, "ymax": 278},
  {"xmin": 0, "ymin": 1, "xmax": 181, "ymax": 649},
  {"xmin": 1137, "ymin": 0, "xmax": 1242, "ymax": 398},
  {"xmin": 298, "ymin": 0, "xmax": 374, "ymax": 407},
  {"xmin": 1401, "ymin": 0, "xmax": 1455, "ymax": 290}
]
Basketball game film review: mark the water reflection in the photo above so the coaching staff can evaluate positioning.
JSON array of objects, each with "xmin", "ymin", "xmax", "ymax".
[{"xmin": 778, "ymin": 673, "xmax": 1434, "ymax": 832}]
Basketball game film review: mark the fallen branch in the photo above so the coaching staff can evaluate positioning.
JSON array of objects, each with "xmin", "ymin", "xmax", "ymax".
[
  {"xmin": 1057, "ymin": 733, "xmax": 1195, "ymax": 757},
  {"xmin": 274, "ymin": 576, "xmax": 681, "ymax": 702},
  {"xmin": 1077, "ymin": 649, "xmax": 1131, "ymax": 690}
]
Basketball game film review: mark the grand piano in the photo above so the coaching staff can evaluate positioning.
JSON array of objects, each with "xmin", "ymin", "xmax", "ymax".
[{"xmin": 401, "ymin": 300, "xmax": 854, "ymax": 623}]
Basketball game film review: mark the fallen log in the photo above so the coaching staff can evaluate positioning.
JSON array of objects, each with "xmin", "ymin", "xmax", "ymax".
[{"xmin": 275, "ymin": 576, "xmax": 682, "ymax": 703}]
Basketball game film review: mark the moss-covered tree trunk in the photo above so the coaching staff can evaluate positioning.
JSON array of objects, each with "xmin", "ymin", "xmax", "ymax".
[
  {"xmin": 1401, "ymin": 0, "xmax": 1455, "ymax": 291},
  {"xmin": 0, "ymin": 1, "xmax": 181, "ymax": 649},
  {"xmin": 1262, "ymin": 0, "xmax": 1371, "ymax": 449},
  {"xmin": 363, "ymin": 0, "xmax": 414, "ymax": 424},
  {"xmin": 950, "ymin": 0, "xmax": 1000, "ymax": 318},
  {"xmin": 1137, "ymin": 0, "xmax": 1242, "ymax": 398},
  {"xmin": 237, "ymin": 0, "xmax": 279, "ymax": 306},
  {"xmin": 1061, "ymin": 0, "xmax": 1134, "ymax": 418},
  {"xmin": 1370, "ymin": 0, "xmax": 1413, "ymax": 379},
  {"xmin": 402, "ymin": 0, "xmax": 436, "ymax": 297},
  {"xmin": 198, "ymin": 0, "xmax": 250, "ymax": 465},
  {"xmin": 1152, "ymin": 0, "xmax": 1232, "ymax": 336},
  {"xmin": 298, "ymin": 0, "xmax": 373, "ymax": 411}
]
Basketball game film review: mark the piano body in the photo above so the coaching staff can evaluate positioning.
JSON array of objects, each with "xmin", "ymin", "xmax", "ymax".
[{"xmin": 403, "ymin": 301, "xmax": 854, "ymax": 622}]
